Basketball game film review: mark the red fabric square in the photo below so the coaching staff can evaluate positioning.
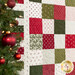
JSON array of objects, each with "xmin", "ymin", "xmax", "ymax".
[
  {"xmin": 43, "ymin": 34, "xmax": 54, "ymax": 49},
  {"xmin": 17, "ymin": 0, "xmax": 24, "ymax": 4},
  {"xmin": 43, "ymin": 64, "xmax": 55, "ymax": 75},
  {"xmin": 65, "ymin": 35, "xmax": 75, "ymax": 48},
  {"xmin": 29, "ymin": 18, "xmax": 42, "ymax": 34},
  {"xmin": 18, "ymin": 47, "xmax": 24, "ymax": 54},
  {"xmin": 20, "ymin": 32, "xmax": 24, "ymax": 39},
  {"xmin": 54, "ymin": 5, "xmax": 65, "ymax": 20},
  {"xmin": 66, "ymin": 62, "xmax": 75, "ymax": 75}
]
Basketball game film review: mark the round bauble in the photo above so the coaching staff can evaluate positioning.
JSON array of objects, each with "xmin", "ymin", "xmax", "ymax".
[
  {"xmin": 5, "ymin": 3, "xmax": 8, "ymax": 7},
  {"xmin": 2, "ymin": 31, "xmax": 5, "ymax": 34},
  {"xmin": 14, "ymin": 53, "xmax": 21, "ymax": 60},
  {"xmin": 0, "ymin": 58, "xmax": 5, "ymax": 64},
  {"xmin": 7, "ymin": 0, "xmax": 16, "ymax": 8},
  {"xmin": 6, "ymin": 31, "xmax": 11, "ymax": 34},
  {"xmin": 2, "ymin": 34, "xmax": 16, "ymax": 47}
]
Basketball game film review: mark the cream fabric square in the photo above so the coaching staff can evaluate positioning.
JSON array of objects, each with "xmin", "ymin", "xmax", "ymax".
[
  {"xmin": 42, "ymin": 49, "xmax": 55, "ymax": 64},
  {"xmin": 66, "ymin": 7, "xmax": 75, "ymax": 21},
  {"xmin": 13, "ymin": 4, "xmax": 25, "ymax": 11},
  {"xmin": 42, "ymin": 0, "xmax": 54, "ymax": 4},
  {"xmin": 42, "ymin": 0, "xmax": 65, "ymax": 5},
  {"xmin": 29, "ymin": 50, "xmax": 43, "ymax": 66},
  {"xmin": 43, "ymin": 19, "xmax": 54, "ymax": 34},
  {"xmin": 29, "ymin": 2, "xmax": 42, "ymax": 18},
  {"xmin": 55, "ymin": 64, "xmax": 66, "ymax": 75},
  {"xmin": 54, "ymin": 0, "xmax": 65, "ymax": 5},
  {"xmin": 66, "ymin": 21, "xmax": 75, "ymax": 34},
  {"xmin": 66, "ymin": 49, "xmax": 75, "ymax": 62},
  {"xmin": 16, "ymin": 18, "xmax": 25, "ymax": 25},
  {"xmin": 55, "ymin": 35, "xmax": 65, "ymax": 49}
]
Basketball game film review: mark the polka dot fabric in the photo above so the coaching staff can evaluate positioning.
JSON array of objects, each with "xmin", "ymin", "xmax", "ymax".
[
  {"xmin": 43, "ymin": 19, "xmax": 54, "ymax": 34},
  {"xmin": 43, "ymin": 34, "xmax": 54, "ymax": 49},
  {"xmin": 54, "ymin": 5, "xmax": 65, "ymax": 20},
  {"xmin": 65, "ymin": 35, "xmax": 75, "ymax": 48},
  {"xmin": 18, "ymin": 47, "xmax": 24, "ymax": 54},
  {"xmin": 29, "ymin": 2, "xmax": 42, "ymax": 18},
  {"xmin": 42, "ymin": 4, "xmax": 54, "ymax": 19},
  {"xmin": 29, "ymin": 0, "xmax": 75, "ymax": 75},
  {"xmin": 29, "ymin": 50, "xmax": 43, "ymax": 65}
]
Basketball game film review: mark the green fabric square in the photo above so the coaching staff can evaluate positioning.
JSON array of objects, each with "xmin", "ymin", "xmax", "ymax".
[
  {"xmin": 30, "ymin": 65, "xmax": 43, "ymax": 75},
  {"xmin": 54, "ymin": 20, "xmax": 65, "ymax": 34},
  {"xmin": 66, "ymin": 0, "xmax": 75, "ymax": 6},
  {"xmin": 55, "ymin": 49, "xmax": 65, "ymax": 64},
  {"xmin": 30, "ymin": 34, "xmax": 43, "ymax": 50},
  {"xmin": 42, "ymin": 4, "xmax": 54, "ymax": 19},
  {"xmin": 29, "ymin": 0, "xmax": 41, "ymax": 3},
  {"xmin": 13, "ymin": 11, "xmax": 24, "ymax": 18}
]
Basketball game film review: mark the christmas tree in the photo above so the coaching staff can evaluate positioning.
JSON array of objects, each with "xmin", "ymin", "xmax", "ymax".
[{"xmin": 0, "ymin": 0, "xmax": 24, "ymax": 75}]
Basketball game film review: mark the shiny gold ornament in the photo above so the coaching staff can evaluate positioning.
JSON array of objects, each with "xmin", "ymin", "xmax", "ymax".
[
  {"xmin": 10, "ymin": 23, "xmax": 14, "ymax": 27},
  {"xmin": 2, "ymin": 31, "xmax": 5, "ymax": 34},
  {"xmin": 61, "ymin": 60, "xmax": 74, "ymax": 73},
  {"xmin": 1, "ymin": 57, "xmax": 3, "ymax": 59},
  {"xmin": 5, "ymin": 3, "xmax": 7, "ymax": 6},
  {"xmin": 6, "ymin": 31, "xmax": 11, "ymax": 34},
  {"xmin": 10, "ymin": 48, "xmax": 12, "ymax": 51}
]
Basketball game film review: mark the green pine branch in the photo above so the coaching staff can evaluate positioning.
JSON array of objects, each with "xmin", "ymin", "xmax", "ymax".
[{"xmin": 0, "ymin": 0, "xmax": 24, "ymax": 75}]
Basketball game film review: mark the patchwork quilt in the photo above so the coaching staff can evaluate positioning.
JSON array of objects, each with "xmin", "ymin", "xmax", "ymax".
[{"xmin": 25, "ymin": 0, "xmax": 75, "ymax": 75}]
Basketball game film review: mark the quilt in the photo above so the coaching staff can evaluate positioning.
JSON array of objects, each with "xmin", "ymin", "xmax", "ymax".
[{"xmin": 25, "ymin": 0, "xmax": 75, "ymax": 75}]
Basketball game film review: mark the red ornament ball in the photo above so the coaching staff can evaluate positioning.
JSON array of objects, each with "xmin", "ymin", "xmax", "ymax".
[
  {"xmin": 2, "ymin": 34, "xmax": 16, "ymax": 47},
  {"xmin": 14, "ymin": 53, "xmax": 21, "ymax": 60},
  {"xmin": 7, "ymin": 0, "xmax": 16, "ymax": 8},
  {"xmin": 0, "ymin": 58, "xmax": 5, "ymax": 64}
]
